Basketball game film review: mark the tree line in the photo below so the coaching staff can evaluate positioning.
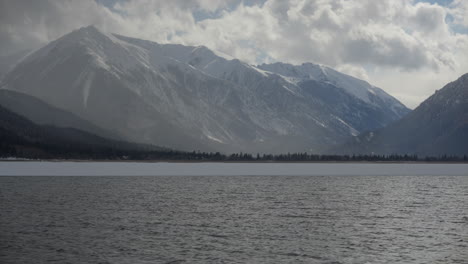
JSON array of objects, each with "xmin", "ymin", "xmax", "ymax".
[{"xmin": 2, "ymin": 142, "xmax": 467, "ymax": 162}]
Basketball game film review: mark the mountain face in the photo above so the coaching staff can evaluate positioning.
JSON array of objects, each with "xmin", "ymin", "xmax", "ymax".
[
  {"xmin": 257, "ymin": 62, "xmax": 409, "ymax": 132},
  {"xmin": 0, "ymin": 49, "xmax": 31, "ymax": 80},
  {"xmin": 338, "ymin": 74, "xmax": 468, "ymax": 156},
  {"xmin": 0, "ymin": 26, "xmax": 409, "ymax": 153}
]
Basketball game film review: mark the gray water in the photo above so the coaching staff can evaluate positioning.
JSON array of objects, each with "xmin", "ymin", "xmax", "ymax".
[
  {"xmin": 1, "ymin": 171, "xmax": 468, "ymax": 263},
  {"xmin": 1, "ymin": 161, "xmax": 468, "ymax": 176}
]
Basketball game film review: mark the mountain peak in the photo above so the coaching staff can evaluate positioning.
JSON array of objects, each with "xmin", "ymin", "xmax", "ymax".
[
  {"xmin": 78, "ymin": 24, "xmax": 101, "ymax": 32},
  {"xmin": 73, "ymin": 25, "xmax": 106, "ymax": 37},
  {"xmin": 190, "ymin": 45, "xmax": 234, "ymax": 61},
  {"xmin": 61, "ymin": 25, "xmax": 110, "ymax": 43}
]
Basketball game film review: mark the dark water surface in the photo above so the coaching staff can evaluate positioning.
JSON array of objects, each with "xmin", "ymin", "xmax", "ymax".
[{"xmin": 1, "ymin": 175, "xmax": 468, "ymax": 263}]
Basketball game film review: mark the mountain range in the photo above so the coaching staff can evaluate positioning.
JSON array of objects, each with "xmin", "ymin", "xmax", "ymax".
[{"xmin": 0, "ymin": 25, "xmax": 410, "ymax": 154}]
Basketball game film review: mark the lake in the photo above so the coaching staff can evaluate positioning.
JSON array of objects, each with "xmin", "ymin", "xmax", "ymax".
[{"xmin": 1, "ymin": 162, "xmax": 467, "ymax": 263}]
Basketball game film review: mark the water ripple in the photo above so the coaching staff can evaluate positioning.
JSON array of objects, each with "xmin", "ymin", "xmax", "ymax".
[{"xmin": 1, "ymin": 175, "xmax": 468, "ymax": 263}]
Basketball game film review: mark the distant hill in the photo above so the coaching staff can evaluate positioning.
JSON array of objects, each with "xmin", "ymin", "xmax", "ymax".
[
  {"xmin": 338, "ymin": 73, "xmax": 468, "ymax": 156},
  {"xmin": 0, "ymin": 104, "xmax": 167, "ymax": 159},
  {"xmin": 0, "ymin": 90, "xmax": 120, "ymax": 141}
]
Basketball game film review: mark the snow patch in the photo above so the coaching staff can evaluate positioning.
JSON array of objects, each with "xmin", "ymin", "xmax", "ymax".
[
  {"xmin": 312, "ymin": 118, "xmax": 327, "ymax": 128},
  {"xmin": 249, "ymin": 65, "xmax": 269, "ymax": 77},
  {"xmin": 73, "ymin": 69, "xmax": 95, "ymax": 108},
  {"xmin": 282, "ymin": 85, "xmax": 298, "ymax": 95},
  {"xmin": 82, "ymin": 71, "xmax": 94, "ymax": 108},
  {"xmin": 333, "ymin": 116, "xmax": 359, "ymax": 136},
  {"xmin": 206, "ymin": 134, "xmax": 224, "ymax": 144}
]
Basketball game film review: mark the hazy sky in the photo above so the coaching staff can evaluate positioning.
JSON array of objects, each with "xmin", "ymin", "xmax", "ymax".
[{"xmin": 1, "ymin": 0, "xmax": 467, "ymax": 108}]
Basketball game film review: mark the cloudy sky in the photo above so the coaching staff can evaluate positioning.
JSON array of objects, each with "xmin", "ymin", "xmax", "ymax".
[{"xmin": 1, "ymin": 0, "xmax": 467, "ymax": 108}]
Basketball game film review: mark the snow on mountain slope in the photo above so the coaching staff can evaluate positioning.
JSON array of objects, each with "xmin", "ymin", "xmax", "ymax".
[
  {"xmin": 258, "ymin": 62, "xmax": 408, "ymax": 116},
  {"xmin": 1, "ymin": 26, "xmax": 410, "ymax": 153}
]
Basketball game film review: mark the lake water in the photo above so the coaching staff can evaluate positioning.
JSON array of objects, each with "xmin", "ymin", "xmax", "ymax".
[{"xmin": 1, "ymin": 162, "xmax": 468, "ymax": 263}]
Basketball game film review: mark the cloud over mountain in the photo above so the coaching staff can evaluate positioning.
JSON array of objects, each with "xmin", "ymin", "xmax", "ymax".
[{"xmin": 1, "ymin": 0, "xmax": 467, "ymax": 108}]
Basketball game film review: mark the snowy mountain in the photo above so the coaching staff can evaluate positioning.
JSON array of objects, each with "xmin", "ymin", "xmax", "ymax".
[
  {"xmin": 338, "ymin": 73, "xmax": 468, "ymax": 156},
  {"xmin": 0, "ymin": 25, "xmax": 410, "ymax": 153}
]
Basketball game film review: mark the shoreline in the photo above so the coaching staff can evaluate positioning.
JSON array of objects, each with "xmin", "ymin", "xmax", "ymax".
[{"xmin": 1, "ymin": 159, "xmax": 467, "ymax": 164}]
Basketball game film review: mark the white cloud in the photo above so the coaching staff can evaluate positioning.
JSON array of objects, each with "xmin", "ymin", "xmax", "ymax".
[
  {"xmin": 0, "ymin": 0, "xmax": 467, "ymax": 108},
  {"xmin": 0, "ymin": 0, "xmax": 121, "ymax": 55},
  {"xmin": 450, "ymin": 0, "xmax": 468, "ymax": 27}
]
